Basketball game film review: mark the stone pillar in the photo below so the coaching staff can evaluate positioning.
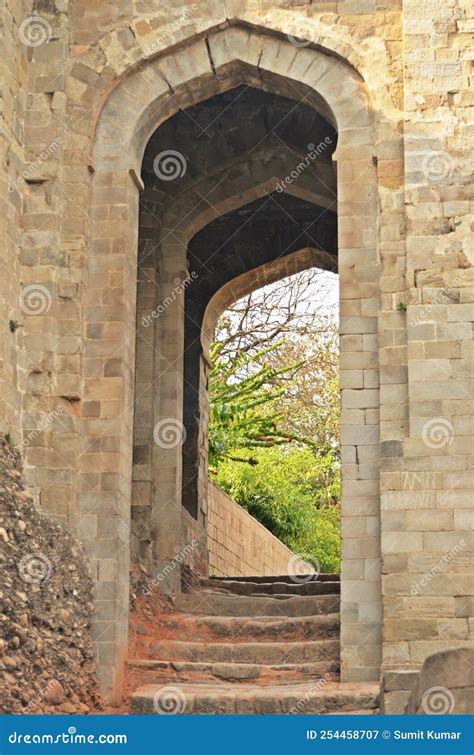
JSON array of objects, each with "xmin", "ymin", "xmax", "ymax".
[
  {"xmin": 337, "ymin": 148, "xmax": 382, "ymax": 683},
  {"xmin": 150, "ymin": 230, "xmax": 188, "ymax": 589},
  {"xmin": 131, "ymin": 202, "xmax": 160, "ymax": 566},
  {"xmin": 79, "ymin": 168, "xmax": 139, "ymax": 701}
]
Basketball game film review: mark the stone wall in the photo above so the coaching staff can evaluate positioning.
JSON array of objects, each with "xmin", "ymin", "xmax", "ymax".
[
  {"xmin": 0, "ymin": 0, "xmax": 27, "ymax": 436},
  {"xmin": 380, "ymin": 0, "xmax": 474, "ymax": 674},
  {"xmin": 0, "ymin": 0, "xmax": 472, "ymax": 701},
  {"xmin": 207, "ymin": 483, "xmax": 307, "ymax": 578}
]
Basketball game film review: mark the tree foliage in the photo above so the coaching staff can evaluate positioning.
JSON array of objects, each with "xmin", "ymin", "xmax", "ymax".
[
  {"xmin": 208, "ymin": 269, "xmax": 341, "ymax": 572},
  {"xmin": 208, "ymin": 341, "xmax": 313, "ymax": 471},
  {"xmin": 214, "ymin": 447, "xmax": 340, "ymax": 572}
]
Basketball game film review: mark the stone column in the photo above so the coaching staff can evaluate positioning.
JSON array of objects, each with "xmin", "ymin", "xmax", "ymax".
[
  {"xmin": 150, "ymin": 229, "xmax": 188, "ymax": 590},
  {"xmin": 336, "ymin": 147, "xmax": 382, "ymax": 683},
  {"xmin": 79, "ymin": 168, "xmax": 140, "ymax": 701}
]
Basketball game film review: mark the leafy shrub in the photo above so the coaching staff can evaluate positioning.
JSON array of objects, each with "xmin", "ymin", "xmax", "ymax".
[{"xmin": 213, "ymin": 445, "xmax": 340, "ymax": 572}]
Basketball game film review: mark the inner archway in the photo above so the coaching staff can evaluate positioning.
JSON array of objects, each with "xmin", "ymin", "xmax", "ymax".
[
  {"xmin": 204, "ymin": 264, "xmax": 340, "ymax": 580},
  {"xmin": 132, "ymin": 85, "xmax": 338, "ymax": 561},
  {"xmin": 181, "ymin": 192, "xmax": 337, "ymax": 525}
]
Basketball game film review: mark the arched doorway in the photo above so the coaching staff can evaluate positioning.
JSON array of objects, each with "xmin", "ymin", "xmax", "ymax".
[{"xmin": 85, "ymin": 27, "xmax": 381, "ymax": 698}]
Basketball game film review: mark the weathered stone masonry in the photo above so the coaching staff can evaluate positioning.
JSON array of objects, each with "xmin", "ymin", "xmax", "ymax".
[
  {"xmin": 207, "ymin": 482, "xmax": 310, "ymax": 578},
  {"xmin": 0, "ymin": 0, "xmax": 472, "ymax": 708}
]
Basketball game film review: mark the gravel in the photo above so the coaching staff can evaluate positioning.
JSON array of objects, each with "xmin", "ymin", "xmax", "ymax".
[{"xmin": 0, "ymin": 438, "xmax": 101, "ymax": 713}]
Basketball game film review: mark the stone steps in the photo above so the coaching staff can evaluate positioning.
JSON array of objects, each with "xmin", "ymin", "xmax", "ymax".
[
  {"xmin": 129, "ymin": 573, "xmax": 380, "ymax": 714},
  {"xmin": 174, "ymin": 592, "xmax": 340, "ymax": 617},
  {"xmin": 130, "ymin": 681, "xmax": 380, "ymax": 715},
  {"xmin": 128, "ymin": 658, "xmax": 339, "ymax": 685},
  {"xmin": 199, "ymin": 578, "xmax": 340, "ymax": 596},
  {"xmin": 149, "ymin": 612, "xmax": 340, "ymax": 642},
  {"xmin": 208, "ymin": 574, "xmax": 340, "ymax": 584},
  {"xmin": 331, "ymin": 709, "xmax": 379, "ymax": 715},
  {"xmin": 138, "ymin": 638, "xmax": 340, "ymax": 664}
]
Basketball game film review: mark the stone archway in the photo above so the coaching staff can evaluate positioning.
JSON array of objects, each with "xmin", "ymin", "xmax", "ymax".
[
  {"xmin": 85, "ymin": 26, "xmax": 382, "ymax": 698},
  {"xmin": 133, "ymin": 130, "xmax": 338, "ymax": 573}
]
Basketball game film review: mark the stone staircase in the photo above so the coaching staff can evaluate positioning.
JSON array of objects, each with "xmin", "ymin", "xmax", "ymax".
[{"xmin": 129, "ymin": 574, "xmax": 380, "ymax": 714}]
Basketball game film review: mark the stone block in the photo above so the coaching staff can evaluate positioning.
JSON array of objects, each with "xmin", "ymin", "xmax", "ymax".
[{"xmin": 382, "ymin": 689, "xmax": 413, "ymax": 714}]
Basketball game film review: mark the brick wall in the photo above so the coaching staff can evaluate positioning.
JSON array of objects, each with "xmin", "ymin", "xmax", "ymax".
[{"xmin": 207, "ymin": 482, "xmax": 305, "ymax": 578}]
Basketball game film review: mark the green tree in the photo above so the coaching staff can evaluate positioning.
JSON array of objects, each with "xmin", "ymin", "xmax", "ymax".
[
  {"xmin": 208, "ymin": 270, "xmax": 341, "ymax": 572},
  {"xmin": 208, "ymin": 342, "xmax": 312, "ymax": 471},
  {"xmin": 214, "ymin": 446, "xmax": 340, "ymax": 572}
]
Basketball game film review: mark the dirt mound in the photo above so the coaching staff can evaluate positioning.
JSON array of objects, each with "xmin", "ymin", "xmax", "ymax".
[{"xmin": 0, "ymin": 437, "xmax": 101, "ymax": 713}]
